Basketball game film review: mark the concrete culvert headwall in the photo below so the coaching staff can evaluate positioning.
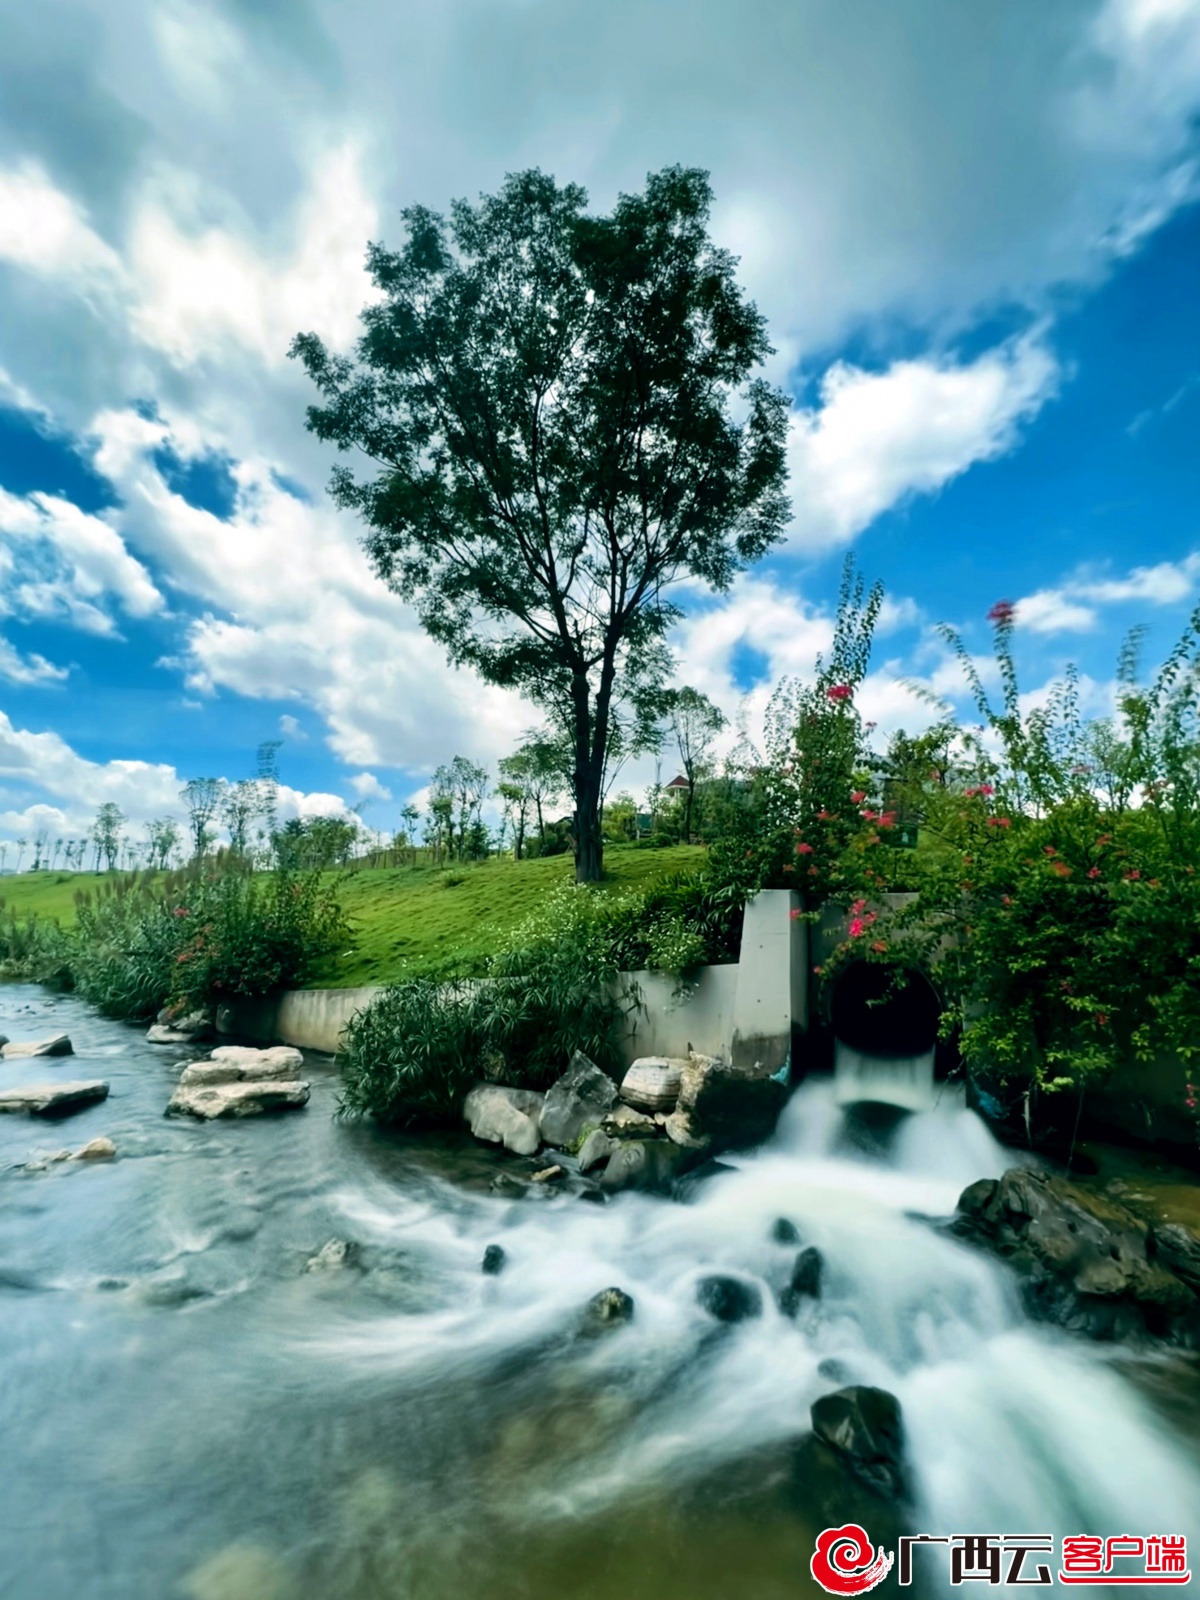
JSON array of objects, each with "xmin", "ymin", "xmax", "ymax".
[{"xmin": 830, "ymin": 961, "xmax": 941, "ymax": 1060}]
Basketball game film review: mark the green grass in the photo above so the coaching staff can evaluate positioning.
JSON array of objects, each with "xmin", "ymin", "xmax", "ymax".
[{"xmin": 0, "ymin": 845, "xmax": 705, "ymax": 990}]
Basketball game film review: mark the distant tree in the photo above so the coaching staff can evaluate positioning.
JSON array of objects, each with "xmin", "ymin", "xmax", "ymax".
[
  {"xmin": 181, "ymin": 778, "xmax": 226, "ymax": 861},
  {"xmin": 496, "ymin": 768, "xmax": 531, "ymax": 859},
  {"xmin": 223, "ymin": 779, "xmax": 269, "ymax": 858},
  {"xmin": 668, "ymin": 686, "xmax": 727, "ymax": 842},
  {"xmin": 432, "ymin": 757, "xmax": 489, "ymax": 860},
  {"xmin": 292, "ymin": 165, "xmax": 790, "ymax": 881},
  {"xmin": 255, "ymin": 741, "xmax": 283, "ymax": 855},
  {"xmin": 14, "ymin": 838, "xmax": 26, "ymax": 873},
  {"xmin": 32, "ymin": 827, "xmax": 51, "ymax": 870},
  {"xmin": 90, "ymin": 804, "xmax": 125, "ymax": 871},
  {"xmin": 145, "ymin": 817, "xmax": 182, "ymax": 871},
  {"xmin": 514, "ymin": 737, "xmax": 565, "ymax": 850},
  {"xmin": 397, "ymin": 801, "xmax": 421, "ymax": 864},
  {"xmin": 272, "ymin": 814, "xmax": 360, "ymax": 871}
]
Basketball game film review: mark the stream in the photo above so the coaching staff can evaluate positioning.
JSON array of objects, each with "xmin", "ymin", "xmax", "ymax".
[{"xmin": 2, "ymin": 983, "xmax": 1199, "ymax": 1600}]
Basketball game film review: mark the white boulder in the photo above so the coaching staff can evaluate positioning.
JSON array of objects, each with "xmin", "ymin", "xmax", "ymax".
[
  {"xmin": 463, "ymin": 1084, "xmax": 544, "ymax": 1156},
  {"xmin": 166, "ymin": 1080, "xmax": 310, "ymax": 1119},
  {"xmin": 619, "ymin": 1056, "xmax": 684, "ymax": 1112}
]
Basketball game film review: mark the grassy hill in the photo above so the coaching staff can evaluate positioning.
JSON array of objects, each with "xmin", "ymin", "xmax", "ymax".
[{"xmin": 0, "ymin": 844, "xmax": 706, "ymax": 990}]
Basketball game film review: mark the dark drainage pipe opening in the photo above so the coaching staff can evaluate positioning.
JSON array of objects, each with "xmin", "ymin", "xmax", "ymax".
[{"xmin": 829, "ymin": 962, "xmax": 942, "ymax": 1060}]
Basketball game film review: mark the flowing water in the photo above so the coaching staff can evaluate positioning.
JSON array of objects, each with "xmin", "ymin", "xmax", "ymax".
[{"xmin": 2, "ymin": 984, "xmax": 1199, "ymax": 1600}]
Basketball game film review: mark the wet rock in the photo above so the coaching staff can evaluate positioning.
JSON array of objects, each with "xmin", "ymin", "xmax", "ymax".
[
  {"xmin": 23, "ymin": 1148, "xmax": 72, "ymax": 1171},
  {"xmin": 147, "ymin": 1010, "xmax": 216, "ymax": 1044},
  {"xmin": 619, "ymin": 1056, "xmax": 684, "ymax": 1112},
  {"xmin": 74, "ymin": 1136, "xmax": 116, "ymax": 1161},
  {"xmin": 580, "ymin": 1286, "xmax": 635, "ymax": 1335},
  {"xmin": 0, "ymin": 1080, "xmax": 109, "ymax": 1117},
  {"xmin": 481, "ymin": 1243, "xmax": 506, "ymax": 1275},
  {"xmin": 305, "ymin": 1239, "xmax": 358, "ymax": 1272},
  {"xmin": 808, "ymin": 1385, "xmax": 908, "ymax": 1501},
  {"xmin": 697, "ymin": 1274, "xmax": 763, "ymax": 1323},
  {"xmin": 664, "ymin": 1052, "xmax": 788, "ymax": 1155},
  {"xmin": 531, "ymin": 1164, "xmax": 564, "ymax": 1183},
  {"xmin": 0, "ymin": 1032, "xmax": 73, "ymax": 1060},
  {"xmin": 771, "ymin": 1217, "xmax": 801, "ymax": 1246},
  {"xmin": 539, "ymin": 1051, "xmax": 619, "ymax": 1148},
  {"xmin": 672, "ymin": 1156, "xmax": 738, "ymax": 1202},
  {"xmin": 600, "ymin": 1103, "xmax": 659, "ymax": 1140},
  {"xmin": 576, "ymin": 1127, "xmax": 617, "ymax": 1174},
  {"xmin": 780, "ymin": 1246, "xmax": 824, "ymax": 1315},
  {"xmin": 954, "ymin": 1168, "xmax": 1200, "ymax": 1344},
  {"xmin": 1153, "ymin": 1224, "xmax": 1200, "ymax": 1295},
  {"xmin": 180, "ymin": 1050, "xmax": 305, "ymax": 1087},
  {"xmin": 817, "ymin": 1357, "xmax": 853, "ymax": 1384},
  {"xmin": 463, "ymin": 1083, "xmax": 544, "ymax": 1156},
  {"xmin": 598, "ymin": 1138, "xmax": 701, "ymax": 1195},
  {"xmin": 166, "ymin": 1080, "xmax": 310, "ymax": 1119}
]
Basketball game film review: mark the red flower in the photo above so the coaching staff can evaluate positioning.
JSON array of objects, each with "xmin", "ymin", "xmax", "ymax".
[
  {"xmin": 808, "ymin": 865, "xmax": 819, "ymax": 876},
  {"xmin": 860, "ymin": 809, "xmax": 877, "ymax": 821},
  {"xmin": 789, "ymin": 909, "xmax": 803, "ymax": 921},
  {"xmin": 878, "ymin": 812, "xmax": 897, "ymax": 828},
  {"xmin": 1095, "ymin": 1012, "xmax": 1109, "ymax": 1028},
  {"xmin": 1001, "ymin": 895, "xmax": 1013, "ymax": 906},
  {"xmin": 1125, "ymin": 869, "xmax": 1142, "ymax": 881},
  {"xmin": 1051, "ymin": 860, "xmax": 1072, "ymax": 877},
  {"xmin": 173, "ymin": 906, "xmax": 190, "ymax": 918},
  {"xmin": 782, "ymin": 863, "xmax": 794, "ymax": 873},
  {"xmin": 851, "ymin": 899, "xmax": 867, "ymax": 914},
  {"xmin": 817, "ymin": 809, "xmax": 834, "ymax": 821},
  {"xmin": 826, "ymin": 684, "xmax": 852, "ymax": 702},
  {"xmin": 849, "ymin": 917, "xmax": 865, "ymax": 938},
  {"xmin": 796, "ymin": 842, "xmax": 814, "ymax": 855},
  {"xmin": 871, "ymin": 939, "xmax": 888, "ymax": 954},
  {"xmin": 1087, "ymin": 867, "xmax": 1101, "ymax": 879},
  {"xmin": 1043, "ymin": 845, "xmax": 1057, "ymax": 856},
  {"xmin": 988, "ymin": 599, "xmax": 1015, "ymax": 626},
  {"xmin": 987, "ymin": 816, "xmax": 1011, "ymax": 829},
  {"xmin": 850, "ymin": 790, "xmax": 867, "ymax": 804}
]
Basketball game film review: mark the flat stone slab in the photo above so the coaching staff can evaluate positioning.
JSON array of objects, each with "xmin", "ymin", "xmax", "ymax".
[
  {"xmin": 0, "ymin": 1080, "xmax": 109, "ymax": 1117},
  {"xmin": 179, "ymin": 1054, "xmax": 304, "ymax": 1087},
  {"xmin": 1, "ymin": 1033, "xmax": 74, "ymax": 1060},
  {"xmin": 147, "ymin": 1024, "xmax": 205, "ymax": 1045},
  {"xmin": 166, "ymin": 1080, "xmax": 310, "ymax": 1119},
  {"xmin": 208, "ymin": 1045, "xmax": 305, "ymax": 1071}
]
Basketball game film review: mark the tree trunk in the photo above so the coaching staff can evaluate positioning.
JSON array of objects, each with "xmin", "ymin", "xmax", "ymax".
[
  {"xmin": 684, "ymin": 777, "xmax": 695, "ymax": 844},
  {"xmin": 575, "ymin": 777, "xmax": 604, "ymax": 882}
]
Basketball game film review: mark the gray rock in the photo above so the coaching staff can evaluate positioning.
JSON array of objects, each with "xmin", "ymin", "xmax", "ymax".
[
  {"xmin": 598, "ymin": 1138, "xmax": 700, "ymax": 1195},
  {"xmin": 619, "ymin": 1057, "xmax": 684, "ymax": 1112},
  {"xmin": 305, "ymin": 1239, "xmax": 358, "ymax": 1272},
  {"xmin": 771, "ymin": 1217, "xmax": 801, "ymax": 1245},
  {"xmin": 180, "ymin": 1051, "xmax": 305, "ymax": 1087},
  {"xmin": 580, "ymin": 1286, "xmax": 635, "ymax": 1336},
  {"xmin": 0, "ymin": 1033, "xmax": 73, "ymax": 1060},
  {"xmin": 810, "ymin": 1385, "xmax": 907, "ymax": 1501},
  {"xmin": 664, "ymin": 1052, "xmax": 788, "ymax": 1155},
  {"xmin": 462, "ymin": 1084, "xmax": 544, "ymax": 1156},
  {"xmin": 576, "ymin": 1127, "xmax": 617, "ymax": 1174},
  {"xmin": 600, "ymin": 1103, "xmax": 659, "ymax": 1140},
  {"xmin": 538, "ymin": 1051, "xmax": 618, "ymax": 1148},
  {"xmin": 482, "ymin": 1244, "xmax": 506, "ymax": 1275},
  {"xmin": 74, "ymin": 1136, "xmax": 116, "ymax": 1161},
  {"xmin": 0, "ymin": 1080, "xmax": 109, "ymax": 1116},
  {"xmin": 153, "ymin": 1008, "xmax": 214, "ymax": 1040},
  {"xmin": 954, "ymin": 1169, "xmax": 1199, "ymax": 1344},
  {"xmin": 697, "ymin": 1274, "xmax": 762, "ymax": 1323},
  {"xmin": 1153, "ymin": 1223, "xmax": 1200, "ymax": 1295},
  {"xmin": 166, "ymin": 1080, "xmax": 310, "ymax": 1119}
]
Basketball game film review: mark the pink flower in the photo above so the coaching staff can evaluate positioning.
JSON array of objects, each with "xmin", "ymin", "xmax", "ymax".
[
  {"xmin": 849, "ymin": 917, "xmax": 865, "ymax": 938},
  {"xmin": 850, "ymin": 790, "xmax": 867, "ymax": 804},
  {"xmin": 817, "ymin": 809, "xmax": 834, "ymax": 821},
  {"xmin": 877, "ymin": 813, "xmax": 896, "ymax": 828},
  {"xmin": 979, "ymin": 784, "xmax": 995, "ymax": 797},
  {"xmin": 1125, "ymin": 869, "xmax": 1141, "ymax": 881},
  {"xmin": 1043, "ymin": 845, "xmax": 1058, "ymax": 857},
  {"xmin": 850, "ymin": 898, "xmax": 868, "ymax": 915},
  {"xmin": 988, "ymin": 599, "xmax": 1016, "ymax": 626},
  {"xmin": 173, "ymin": 906, "xmax": 190, "ymax": 918},
  {"xmin": 1087, "ymin": 867, "xmax": 1101, "ymax": 880},
  {"xmin": 826, "ymin": 684, "xmax": 852, "ymax": 702},
  {"xmin": 860, "ymin": 808, "xmax": 877, "ymax": 821},
  {"xmin": 796, "ymin": 842, "xmax": 814, "ymax": 855},
  {"xmin": 789, "ymin": 909, "xmax": 803, "ymax": 920},
  {"xmin": 987, "ymin": 816, "xmax": 1011, "ymax": 829}
]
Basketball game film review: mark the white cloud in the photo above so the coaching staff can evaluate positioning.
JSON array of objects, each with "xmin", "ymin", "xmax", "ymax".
[
  {"xmin": 1015, "ymin": 551, "xmax": 1200, "ymax": 633},
  {"xmin": 348, "ymin": 771, "xmax": 393, "ymax": 802},
  {"xmin": 786, "ymin": 335, "xmax": 1060, "ymax": 549},
  {"xmin": 0, "ymin": 636, "xmax": 69, "ymax": 686},
  {"xmin": 0, "ymin": 162, "xmax": 124, "ymax": 291},
  {"xmin": 279, "ymin": 713, "xmax": 306, "ymax": 739},
  {"xmin": 0, "ymin": 485, "xmax": 165, "ymax": 634}
]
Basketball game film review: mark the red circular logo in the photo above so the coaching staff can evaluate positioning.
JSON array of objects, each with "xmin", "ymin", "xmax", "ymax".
[{"xmin": 810, "ymin": 1524, "xmax": 895, "ymax": 1595}]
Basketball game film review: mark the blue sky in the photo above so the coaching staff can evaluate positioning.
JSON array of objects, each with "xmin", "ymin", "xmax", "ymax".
[{"xmin": 1, "ymin": 0, "xmax": 1199, "ymax": 855}]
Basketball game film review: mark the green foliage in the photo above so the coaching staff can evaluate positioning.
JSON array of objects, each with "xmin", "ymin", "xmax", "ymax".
[
  {"xmin": 0, "ymin": 863, "xmax": 350, "ymax": 1021},
  {"xmin": 291, "ymin": 164, "xmax": 790, "ymax": 881},
  {"xmin": 338, "ymin": 882, "xmax": 638, "ymax": 1125}
]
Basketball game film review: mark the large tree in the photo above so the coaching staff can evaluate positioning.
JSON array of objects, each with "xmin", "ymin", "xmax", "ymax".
[
  {"xmin": 668, "ymin": 686, "xmax": 727, "ymax": 843},
  {"xmin": 292, "ymin": 166, "xmax": 789, "ymax": 880}
]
